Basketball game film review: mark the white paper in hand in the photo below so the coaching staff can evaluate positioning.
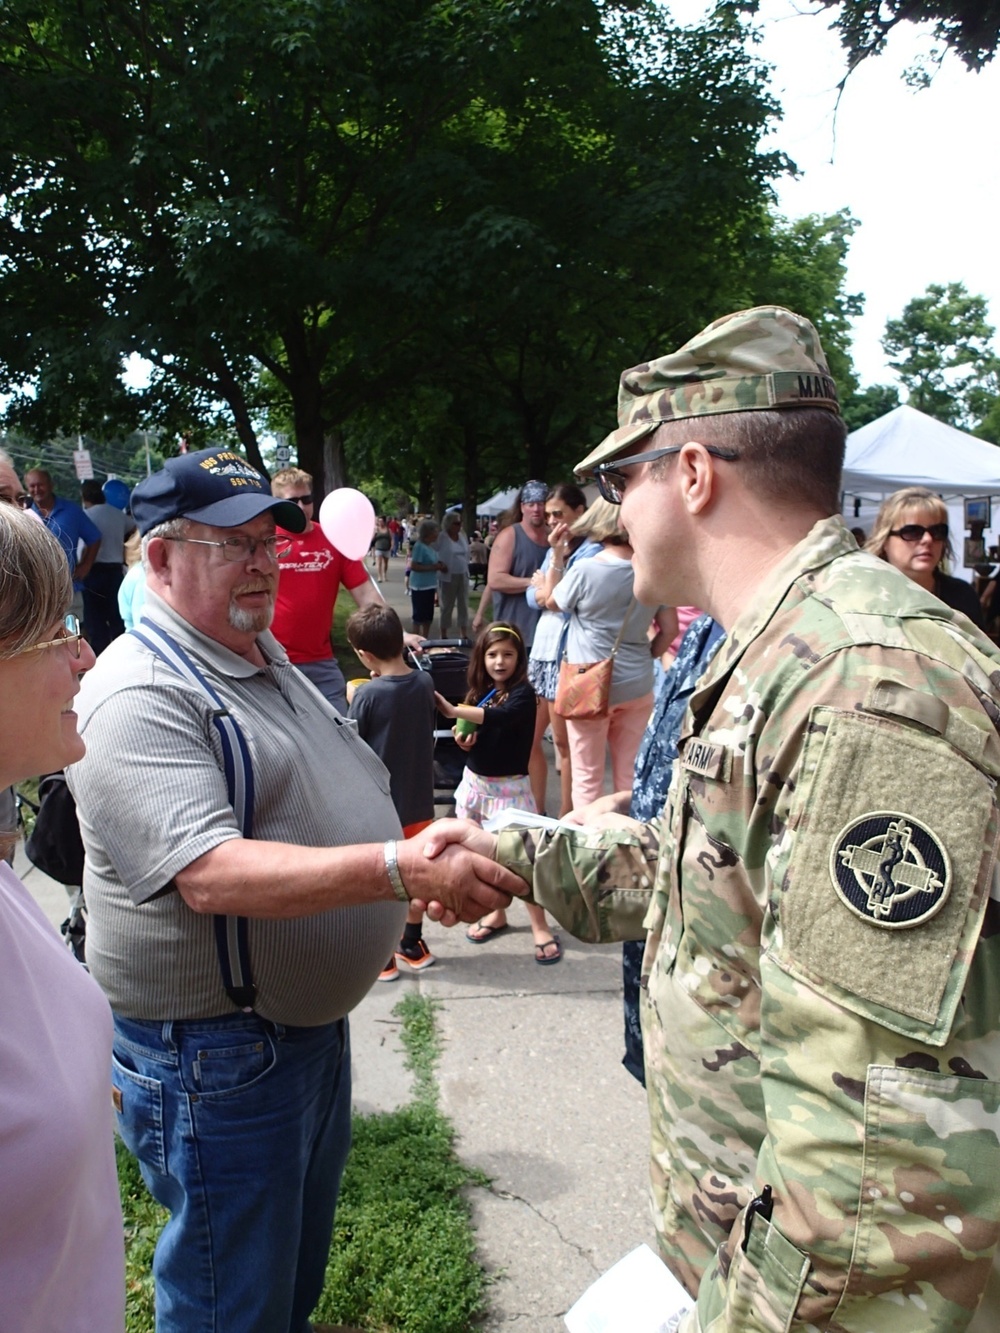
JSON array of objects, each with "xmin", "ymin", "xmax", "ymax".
[
  {"xmin": 564, "ymin": 1244, "xmax": 694, "ymax": 1333},
  {"xmin": 482, "ymin": 807, "xmax": 565, "ymax": 833}
]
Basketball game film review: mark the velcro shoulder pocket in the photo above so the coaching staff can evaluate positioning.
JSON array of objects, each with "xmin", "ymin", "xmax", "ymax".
[{"xmin": 775, "ymin": 706, "xmax": 998, "ymax": 1046}]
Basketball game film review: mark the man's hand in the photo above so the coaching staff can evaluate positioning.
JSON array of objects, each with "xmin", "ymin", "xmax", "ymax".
[
  {"xmin": 397, "ymin": 819, "xmax": 519, "ymax": 927},
  {"xmin": 403, "ymin": 631, "xmax": 426, "ymax": 655}
]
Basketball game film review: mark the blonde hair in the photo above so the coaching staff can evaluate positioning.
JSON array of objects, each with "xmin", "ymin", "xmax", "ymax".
[
  {"xmin": 271, "ymin": 466, "xmax": 312, "ymax": 493},
  {"xmin": 571, "ymin": 495, "xmax": 628, "ymax": 545},
  {"xmin": 0, "ymin": 505, "xmax": 72, "ymax": 659},
  {"xmin": 864, "ymin": 486, "xmax": 952, "ymax": 571}
]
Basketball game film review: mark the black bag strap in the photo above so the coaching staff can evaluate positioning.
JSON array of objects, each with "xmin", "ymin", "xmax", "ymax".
[{"xmin": 131, "ymin": 621, "xmax": 256, "ymax": 1011}]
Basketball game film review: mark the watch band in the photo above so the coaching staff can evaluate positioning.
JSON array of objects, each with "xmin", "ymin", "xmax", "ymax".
[{"xmin": 383, "ymin": 840, "xmax": 409, "ymax": 903}]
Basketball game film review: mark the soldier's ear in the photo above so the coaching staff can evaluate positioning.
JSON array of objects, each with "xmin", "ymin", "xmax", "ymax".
[{"xmin": 677, "ymin": 442, "xmax": 716, "ymax": 517}]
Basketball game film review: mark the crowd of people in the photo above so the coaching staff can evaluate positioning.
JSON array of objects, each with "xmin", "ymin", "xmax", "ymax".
[{"xmin": 5, "ymin": 304, "xmax": 1000, "ymax": 1332}]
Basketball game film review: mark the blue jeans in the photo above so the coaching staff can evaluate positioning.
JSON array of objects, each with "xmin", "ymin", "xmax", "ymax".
[{"xmin": 112, "ymin": 1011, "xmax": 352, "ymax": 1333}]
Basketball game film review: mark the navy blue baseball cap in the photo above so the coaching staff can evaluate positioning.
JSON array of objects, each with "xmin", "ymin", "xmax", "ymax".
[{"xmin": 131, "ymin": 448, "xmax": 307, "ymax": 537}]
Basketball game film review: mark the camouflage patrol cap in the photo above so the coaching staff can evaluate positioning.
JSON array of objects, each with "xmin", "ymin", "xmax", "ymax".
[{"xmin": 575, "ymin": 305, "xmax": 840, "ymax": 476}]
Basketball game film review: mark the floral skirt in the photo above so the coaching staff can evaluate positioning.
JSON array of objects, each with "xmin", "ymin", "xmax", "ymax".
[
  {"xmin": 454, "ymin": 769, "xmax": 537, "ymax": 827},
  {"xmin": 527, "ymin": 656, "xmax": 561, "ymax": 703}
]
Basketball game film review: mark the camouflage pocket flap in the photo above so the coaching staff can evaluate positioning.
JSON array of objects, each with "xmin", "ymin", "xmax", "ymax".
[
  {"xmin": 727, "ymin": 1211, "xmax": 809, "ymax": 1333},
  {"xmin": 777, "ymin": 707, "xmax": 999, "ymax": 1045}
]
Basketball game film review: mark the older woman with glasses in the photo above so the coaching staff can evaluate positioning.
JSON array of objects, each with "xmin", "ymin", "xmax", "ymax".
[
  {"xmin": 0, "ymin": 504, "xmax": 125, "ymax": 1329},
  {"xmin": 864, "ymin": 485, "xmax": 984, "ymax": 627}
]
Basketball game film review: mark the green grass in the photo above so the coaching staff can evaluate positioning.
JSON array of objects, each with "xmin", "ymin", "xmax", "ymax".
[{"xmin": 119, "ymin": 995, "xmax": 488, "ymax": 1333}]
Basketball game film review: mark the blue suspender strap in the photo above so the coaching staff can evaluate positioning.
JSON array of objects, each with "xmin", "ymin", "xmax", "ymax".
[{"xmin": 131, "ymin": 622, "xmax": 257, "ymax": 1011}]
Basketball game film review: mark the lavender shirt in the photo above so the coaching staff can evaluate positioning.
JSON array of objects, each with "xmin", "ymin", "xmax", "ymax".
[{"xmin": 0, "ymin": 861, "xmax": 125, "ymax": 1330}]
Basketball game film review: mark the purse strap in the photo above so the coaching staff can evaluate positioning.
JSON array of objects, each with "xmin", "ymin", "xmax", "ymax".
[
  {"xmin": 609, "ymin": 596, "xmax": 639, "ymax": 659},
  {"xmin": 558, "ymin": 595, "xmax": 639, "ymax": 662}
]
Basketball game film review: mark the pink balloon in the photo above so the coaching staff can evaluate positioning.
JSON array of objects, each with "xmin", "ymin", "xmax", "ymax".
[{"xmin": 318, "ymin": 488, "xmax": 376, "ymax": 562}]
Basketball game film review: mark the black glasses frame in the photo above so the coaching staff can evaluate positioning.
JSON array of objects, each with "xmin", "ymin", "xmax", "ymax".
[
  {"xmin": 593, "ymin": 443, "xmax": 741, "ymax": 504},
  {"xmin": 888, "ymin": 523, "xmax": 949, "ymax": 543}
]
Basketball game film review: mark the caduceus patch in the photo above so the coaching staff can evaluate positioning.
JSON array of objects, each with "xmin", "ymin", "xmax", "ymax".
[{"xmin": 830, "ymin": 811, "xmax": 951, "ymax": 929}]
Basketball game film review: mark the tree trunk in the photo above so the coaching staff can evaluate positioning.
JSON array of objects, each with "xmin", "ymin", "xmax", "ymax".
[
  {"xmin": 461, "ymin": 425, "xmax": 480, "ymax": 535},
  {"xmin": 205, "ymin": 351, "xmax": 267, "ymax": 474},
  {"xmin": 322, "ymin": 429, "xmax": 349, "ymax": 495},
  {"xmin": 433, "ymin": 471, "xmax": 447, "ymax": 523}
]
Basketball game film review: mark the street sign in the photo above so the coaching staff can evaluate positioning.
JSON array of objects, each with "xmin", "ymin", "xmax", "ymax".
[{"xmin": 73, "ymin": 449, "xmax": 94, "ymax": 480}]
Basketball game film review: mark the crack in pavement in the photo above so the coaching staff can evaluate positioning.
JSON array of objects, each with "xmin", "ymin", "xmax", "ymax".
[{"xmin": 487, "ymin": 1183, "xmax": 600, "ymax": 1273}]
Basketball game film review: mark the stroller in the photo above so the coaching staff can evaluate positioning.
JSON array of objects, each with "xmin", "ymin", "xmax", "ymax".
[
  {"xmin": 21, "ymin": 772, "xmax": 88, "ymax": 964},
  {"xmin": 411, "ymin": 639, "xmax": 470, "ymax": 812}
]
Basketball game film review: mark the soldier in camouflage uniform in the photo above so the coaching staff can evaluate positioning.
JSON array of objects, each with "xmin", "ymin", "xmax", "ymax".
[{"xmin": 424, "ymin": 306, "xmax": 1000, "ymax": 1329}]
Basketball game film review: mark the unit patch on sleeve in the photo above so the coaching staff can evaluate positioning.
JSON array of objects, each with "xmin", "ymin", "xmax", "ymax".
[{"xmin": 830, "ymin": 812, "xmax": 950, "ymax": 929}]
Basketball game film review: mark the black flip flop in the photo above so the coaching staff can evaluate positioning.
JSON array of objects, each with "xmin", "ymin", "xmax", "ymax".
[{"xmin": 534, "ymin": 936, "xmax": 562, "ymax": 965}]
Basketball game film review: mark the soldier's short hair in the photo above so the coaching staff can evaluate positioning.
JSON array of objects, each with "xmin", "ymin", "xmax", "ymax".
[
  {"xmin": 651, "ymin": 406, "xmax": 847, "ymax": 516},
  {"xmin": 576, "ymin": 306, "xmax": 845, "ymax": 513}
]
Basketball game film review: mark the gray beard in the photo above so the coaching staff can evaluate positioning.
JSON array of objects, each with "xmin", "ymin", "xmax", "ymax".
[{"xmin": 228, "ymin": 601, "xmax": 274, "ymax": 634}]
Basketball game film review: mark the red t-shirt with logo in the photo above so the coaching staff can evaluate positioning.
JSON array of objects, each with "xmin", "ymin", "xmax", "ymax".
[{"xmin": 272, "ymin": 524, "xmax": 369, "ymax": 664}]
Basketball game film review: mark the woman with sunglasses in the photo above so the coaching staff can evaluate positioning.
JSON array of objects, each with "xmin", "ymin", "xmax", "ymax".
[
  {"xmin": 865, "ymin": 485, "xmax": 984, "ymax": 627},
  {"xmin": 0, "ymin": 504, "xmax": 125, "ymax": 1329}
]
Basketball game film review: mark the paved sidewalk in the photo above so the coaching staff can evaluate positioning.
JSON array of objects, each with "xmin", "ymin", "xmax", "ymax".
[{"xmin": 367, "ymin": 554, "xmax": 656, "ymax": 1325}]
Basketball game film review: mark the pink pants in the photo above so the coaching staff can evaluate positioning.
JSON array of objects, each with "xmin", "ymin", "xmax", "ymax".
[{"xmin": 566, "ymin": 691, "xmax": 654, "ymax": 810}]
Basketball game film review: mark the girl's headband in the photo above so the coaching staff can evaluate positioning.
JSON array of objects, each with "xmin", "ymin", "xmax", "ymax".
[{"xmin": 486, "ymin": 623, "xmax": 522, "ymax": 642}]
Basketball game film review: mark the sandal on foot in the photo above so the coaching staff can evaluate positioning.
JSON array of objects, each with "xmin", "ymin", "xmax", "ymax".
[
  {"xmin": 534, "ymin": 936, "xmax": 562, "ymax": 965},
  {"xmin": 466, "ymin": 919, "xmax": 510, "ymax": 944}
]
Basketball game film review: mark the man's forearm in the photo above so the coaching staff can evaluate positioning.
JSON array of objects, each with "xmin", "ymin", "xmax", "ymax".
[
  {"xmin": 488, "ymin": 572, "xmax": 530, "ymax": 595},
  {"xmin": 175, "ymin": 829, "xmax": 519, "ymax": 924},
  {"xmin": 175, "ymin": 838, "xmax": 394, "ymax": 917},
  {"xmin": 76, "ymin": 542, "xmax": 100, "ymax": 581}
]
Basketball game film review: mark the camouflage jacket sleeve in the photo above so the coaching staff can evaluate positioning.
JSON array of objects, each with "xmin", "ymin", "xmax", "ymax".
[
  {"xmin": 660, "ymin": 640, "xmax": 1000, "ymax": 1332},
  {"xmin": 495, "ymin": 821, "xmax": 660, "ymax": 943}
]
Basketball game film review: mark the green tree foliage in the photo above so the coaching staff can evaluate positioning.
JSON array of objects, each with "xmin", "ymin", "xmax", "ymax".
[
  {"xmin": 841, "ymin": 382, "xmax": 901, "ymax": 432},
  {"xmin": 736, "ymin": 209, "xmax": 864, "ymax": 402},
  {"xmin": 0, "ymin": 0, "xmax": 804, "ymax": 494},
  {"xmin": 811, "ymin": 1, "xmax": 1000, "ymax": 72},
  {"xmin": 0, "ymin": 0, "xmax": 875, "ymax": 500},
  {"xmin": 882, "ymin": 282, "xmax": 999, "ymax": 429}
]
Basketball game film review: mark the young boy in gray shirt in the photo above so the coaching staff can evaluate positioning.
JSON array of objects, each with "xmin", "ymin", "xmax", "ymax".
[{"xmin": 346, "ymin": 604, "xmax": 437, "ymax": 979}]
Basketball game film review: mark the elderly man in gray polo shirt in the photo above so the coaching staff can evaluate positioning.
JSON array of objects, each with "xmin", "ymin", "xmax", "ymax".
[{"xmin": 68, "ymin": 447, "xmax": 516, "ymax": 1333}]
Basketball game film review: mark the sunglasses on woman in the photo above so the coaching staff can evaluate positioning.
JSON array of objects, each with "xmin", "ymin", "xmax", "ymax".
[{"xmin": 889, "ymin": 523, "xmax": 948, "ymax": 543}]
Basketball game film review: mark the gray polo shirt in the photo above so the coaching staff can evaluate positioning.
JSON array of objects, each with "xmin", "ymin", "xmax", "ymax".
[{"xmin": 67, "ymin": 592, "xmax": 405, "ymax": 1025}]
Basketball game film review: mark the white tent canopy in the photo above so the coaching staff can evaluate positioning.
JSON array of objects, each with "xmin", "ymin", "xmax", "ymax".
[
  {"xmin": 843, "ymin": 404, "xmax": 1000, "ymax": 499},
  {"xmin": 477, "ymin": 486, "xmax": 519, "ymax": 516}
]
